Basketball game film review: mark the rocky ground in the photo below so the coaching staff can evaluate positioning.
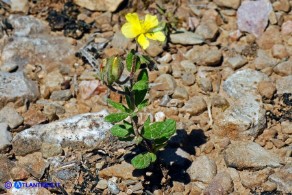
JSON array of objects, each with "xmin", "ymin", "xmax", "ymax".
[{"xmin": 0, "ymin": 0, "xmax": 291, "ymax": 194}]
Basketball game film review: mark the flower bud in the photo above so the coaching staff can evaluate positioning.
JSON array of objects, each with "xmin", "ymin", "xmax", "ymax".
[{"xmin": 101, "ymin": 57, "xmax": 124, "ymax": 85}]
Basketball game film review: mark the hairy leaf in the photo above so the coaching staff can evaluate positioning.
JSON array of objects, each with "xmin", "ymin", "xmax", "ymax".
[
  {"xmin": 105, "ymin": 112, "xmax": 129, "ymax": 123},
  {"xmin": 107, "ymin": 99, "xmax": 128, "ymax": 112},
  {"xmin": 131, "ymin": 152, "xmax": 156, "ymax": 169},
  {"xmin": 143, "ymin": 119, "xmax": 176, "ymax": 140},
  {"xmin": 110, "ymin": 124, "xmax": 130, "ymax": 138}
]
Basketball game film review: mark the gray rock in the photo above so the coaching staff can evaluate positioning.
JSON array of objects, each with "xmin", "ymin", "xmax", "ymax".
[
  {"xmin": 159, "ymin": 148, "xmax": 192, "ymax": 167},
  {"xmin": 226, "ymin": 55, "xmax": 248, "ymax": 70},
  {"xmin": 8, "ymin": 15, "xmax": 49, "ymax": 37},
  {"xmin": 17, "ymin": 152, "xmax": 49, "ymax": 179},
  {"xmin": 224, "ymin": 141, "xmax": 281, "ymax": 170},
  {"xmin": 150, "ymin": 74, "xmax": 177, "ymax": 99},
  {"xmin": 0, "ymin": 72, "xmax": 39, "ymax": 109},
  {"xmin": 182, "ymin": 96, "xmax": 207, "ymax": 116},
  {"xmin": 273, "ymin": 60, "xmax": 292, "ymax": 76},
  {"xmin": 180, "ymin": 60, "xmax": 197, "ymax": 74},
  {"xmin": 173, "ymin": 87, "xmax": 189, "ymax": 100},
  {"xmin": 73, "ymin": 0, "xmax": 124, "ymax": 12},
  {"xmin": 281, "ymin": 121, "xmax": 292, "ymax": 135},
  {"xmin": 55, "ymin": 168, "xmax": 78, "ymax": 180},
  {"xmin": 170, "ymin": 31, "xmax": 204, "ymax": 45},
  {"xmin": 197, "ymin": 71, "xmax": 213, "ymax": 92},
  {"xmin": 44, "ymin": 70, "xmax": 64, "ymax": 92},
  {"xmin": 12, "ymin": 110, "xmax": 112, "ymax": 156},
  {"xmin": 41, "ymin": 143, "xmax": 63, "ymax": 159},
  {"xmin": 185, "ymin": 45, "xmax": 222, "ymax": 66},
  {"xmin": 254, "ymin": 50, "xmax": 278, "ymax": 70},
  {"xmin": 182, "ymin": 72, "xmax": 196, "ymax": 86},
  {"xmin": 0, "ymin": 106, "xmax": 24, "ymax": 128},
  {"xmin": 50, "ymin": 90, "xmax": 72, "ymax": 101},
  {"xmin": 214, "ymin": 0, "xmax": 241, "ymax": 9},
  {"xmin": 0, "ymin": 156, "xmax": 14, "ymax": 185},
  {"xmin": 276, "ymin": 75, "xmax": 292, "ymax": 94},
  {"xmin": 10, "ymin": 0, "xmax": 29, "ymax": 13},
  {"xmin": 213, "ymin": 95, "xmax": 266, "ymax": 139},
  {"xmin": 223, "ymin": 69, "xmax": 270, "ymax": 99},
  {"xmin": 237, "ymin": 0, "xmax": 273, "ymax": 37},
  {"xmin": 269, "ymin": 164, "xmax": 292, "ymax": 193},
  {"xmin": 0, "ymin": 123, "xmax": 12, "ymax": 153},
  {"xmin": 1, "ymin": 36, "xmax": 77, "ymax": 71},
  {"xmin": 239, "ymin": 169, "xmax": 271, "ymax": 189},
  {"xmin": 187, "ymin": 155, "xmax": 217, "ymax": 183},
  {"xmin": 204, "ymin": 172, "xmax": 234, "ymax": 195},
  {"xmin": 108, "ymin": 180, "xmax": 120, "ymax": 194},
  {"xmin": 195, "ymin": 21, "xmax": 218, "ymax": 40}
]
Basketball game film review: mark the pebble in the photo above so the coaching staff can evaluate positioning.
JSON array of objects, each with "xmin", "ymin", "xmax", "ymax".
[
  {"xmin": 99, "ymin": 161, "xmax": 140, "ymax": 180},
  {"xmin": 223, "ymin": 69, "xmax": 269, "ymax": 99},
  {"xmin": 170, "ymin": 31, "xmax": 204, "ymax": 45},
  {"xmin": 254, "ymin": 49, "xmax": 278, "ymax": 70},
  {"xmin": 180, "ymin": 60, "xmax": 197, "ymax": 74},
  {"xmin": 181, "ymin": 72, "xmax": 196, "ymax": 86},
  {"xmin": 197, "ymin": 71, "xmax": 213, "ymax": 92},
  {"xmin": 146, "ymin": 41, "xmax": 164, "ymax": 57},
  {"xmin": 269, "ymin": 164, "xmax": 292, "ymax": 193},
  {"xmin": 22, "ymin": 104, "xmax": 47, "ymax": 126},
  {"xmin": 0, "ymin": 106, "xmax": 23, "ymax": 129},
  {"xmin": 214, "ymin": 95, "xmax": 266, "ymax": 139},
  {"xmin": 0, "ymin": 71, "xmax": 39, "ymax": 109},
  {"xmin": 239, "ymin": 169, "xmax": 270, "ymax": 189},
  {"xmin": 257, "ymin": 26, "xmax": 282, "ymax": 49},
  {"xmin": 157, "ymin": 53, "xmax": 172, "ymax": 64},
  {"xmin": 281, "ymin": 20, "xmax": 292, "ymax": 35},
  {"xmin": 172, "ymin": 87, "xmax": 189, "ymax": 100},
  {"xmin": 12, "ymin": 110, "xmax": 112, "ymax": 156},
  {"xmin": 196, "ymin": 21, "xmax": 219, "ymax": 41},
  {"xmin": 10, "ymin": 0, "xmax": 29, "ymax": 13},
  {"xmin": 0, "ymin": 123, "xmax": 12, "ymax": 153},
  {"xmin": 281, "ymin": 121, "xmax": 292, "ymax": 134},
  {"xmin": 41, "ymin": 143, "xmax": 63, "ymax": 158},
  {"xmin": 214, "ymin": 0, "xmax": 241, "ymax": 9},
  {"xmin": 50, "ymin": 89, "xmax": 72, "ymax": 101},
  {"xmin": 237, "ymin": 0, "xmax": 273, "ymax": 37},
  {"xmin": 257, "ymin": 81, "xmax": 276, "ymax": 99},
  {"xmin": 17, "ymin": 152, "xmax": 49, "ymax": 179},
  {"xmin": 273, "ymin": 60, "xmax": 292, "ymax": 76},
  {"xmin": 185, "ymin": 45, "xmax": 222, "ymax": 66},
  {"xmin": 181, "ymin": 96, "xmax": 207, "ymax": 116},
  {"xmin": 154, "ymin": 111, "xmax": 166, "ymax": 122},
  {"xmin": 96, "ymin": 179, "xmax": 108, "ymax": 190},
  {"xmin": 226, "ymin": 55, "xmax": 247, "ymax": 70},
  {"xmin": 271, "ymin": 44, "xmax": 288, "ymax": 59},
  {"xmin": 276, "ymin": 75, "xmax": 292, "ymax": 94},
  {"xmin": 224, "ymin": 141, "xmax": 281, "ymax": 170},
  {"xmin": 273, "ymin": 0, "xmax": 290, "ymax": 12},
  {"xmin": 150, "ymin": 74, "xmax": 177, "ymax": 97},
  {"xmin": 187, "ymin": 155, "xmax": 217, "ymax": 183},
  {"xmin": 10, "ymin": 166, "xmax": 30, "ymax": 180},
  {"xmin": 204, "ymin": 172, "xmax": 234, "ymax": 194},
  {"xmin": 73, "ymin": 0, "xmax": 124, "ymax": 12},
  {"xmin": 107, "ymin": 180, "xmax": 120, "ymax": 194}
]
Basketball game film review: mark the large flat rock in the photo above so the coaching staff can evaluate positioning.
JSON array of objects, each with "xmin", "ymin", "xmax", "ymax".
[{"xmin": 12, "ymin": 110, "xmax": 112, "ymax": 156}]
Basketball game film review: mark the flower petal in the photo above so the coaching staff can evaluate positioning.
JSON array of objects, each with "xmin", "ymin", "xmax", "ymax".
[
  {"xmin": 121, "ymin": 22, "xmax": 141, "ymax": 38},
  {"xmin": 143, "ymin": 14, "xmax": 159, "ymax": 32},
  {"xmin": 137, "ymin": 34, "xmax": 149, "ymax": 50},
  {"xmin": 146, "ymin": 31, "xmax": 166, "ymax": 42},
  {"xmin": 125, "ymin": 13, "xmax": 140, "ymax": 24}
]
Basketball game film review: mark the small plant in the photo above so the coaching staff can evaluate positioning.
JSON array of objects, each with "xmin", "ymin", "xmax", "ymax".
[{"xmin": 99, "ymin": 13, "xmax": 176, "ymax": 169}]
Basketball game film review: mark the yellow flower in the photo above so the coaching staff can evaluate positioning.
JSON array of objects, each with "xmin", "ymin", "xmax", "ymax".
[{"xmin": 121, "ymin": 13, "xmax": 166, "ymax": 50}]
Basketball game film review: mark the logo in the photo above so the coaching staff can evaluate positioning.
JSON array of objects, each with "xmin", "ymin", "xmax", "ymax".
[
  {"xmin": 4, "ymin": 181, "xmax": 12, "ymax": 189},
  {"xmin": 14, "ymin": 181, "xmax": 22, "ymax": 189}
]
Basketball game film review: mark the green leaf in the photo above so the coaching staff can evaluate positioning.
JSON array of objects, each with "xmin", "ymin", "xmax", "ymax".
[
  {"xmin": 137, "ymin": 99, "xmax": 148, "ymax": 111},
  {"xmin": 137, "ymin": 69, "xmax": 148, "ymax": 82},
  {"xmin": 131, "ymin": 152, "xmax": 156, "ymax": 169},
  {"xmin": 139, "ymin": 55, "xmax": 151, "ymax": 65},
  {"xmin": 105, "ymin": 113, "xmax": 129, "ymax": 123},
  {"xmin": 143, "ymin": 119, "xmax": 176, "ymax": 140},
  {"xmin": 125, "ymin": 87, "xmax": 134, "ymax": 111},
  {"xmin": 133, "ymin": 80, "xmax": 148, "ymax": 91},
  {"xmin": 126, "ymin": 50, "xmax": 135, "ymax": 72},
  {"xmin": 110, "ymin": 124, "xmax": 130, "ymax": 138},
  {"xmin": 107, "ymin": 99, "xmax": 128, "ymax": 112}
]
